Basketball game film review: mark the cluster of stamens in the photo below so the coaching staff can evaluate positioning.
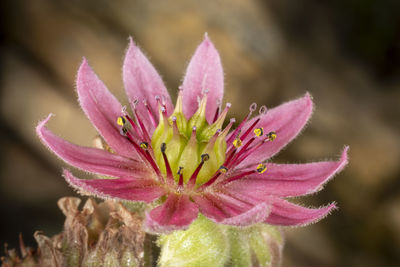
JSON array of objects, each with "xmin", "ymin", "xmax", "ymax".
[{"xmin": 116, "ymin": 90, "xmax": 277, "ymax": 192}]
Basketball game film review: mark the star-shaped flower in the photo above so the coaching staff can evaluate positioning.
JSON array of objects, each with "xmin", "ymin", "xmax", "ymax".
[{"xmin": 37, "ymin": 35, "xmax": 348, "ymax": 233}]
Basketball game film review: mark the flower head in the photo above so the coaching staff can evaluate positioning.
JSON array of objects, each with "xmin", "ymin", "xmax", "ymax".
[{"xmin": 37, "ymin": 35, "xmax": 348, "ymax": 233}]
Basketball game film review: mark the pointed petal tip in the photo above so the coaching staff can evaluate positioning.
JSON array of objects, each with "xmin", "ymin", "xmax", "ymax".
[
  {"xmin": 125, "ymin": 37, "xmax": 141, "ymax": 60},
  {"xmin": 343, "ymin": 145, "xmax": 350, "ymax": 157},
  {"xmin": 303, "ymin": 202, "xmax": 338, "ymax": 226},
  {"xmin": 305, "ymin": 202, "xmax": 337, "ymax": 226},
  {"xmin": 329, "ymin": 202, "xmax": 338, "ymax": 210},
  {"xmin": 126, "ymin": 36, "xmax": 137, "ymax": 52},
  {"xmin": 203, "ymin": 32, "xmax": 211, "ymax": 43},
  {"xmin": 303, "ymin": 92, "xmax": 313, "ymax": 109},
  {"xmin": 36, "ymin": 114, "xmax": 54, "ymax": 137},
  {"xmin": 77, "ymin": 57, "xmax": 93, "ymax": 79},
  {"xmin": 79, "ymin": 57, "xmax": 89, "ymax": 70},
  {"xmin": 219, "ymin": 202, "xmax": 271, "ymax": 226},
  {"xmin": 338, "ymin": 146, "xmax": 349, "ymax": 170},
  {"xmin": 201, "ymin": 33, "xmax": 215, "ymax": 48},
  {"xmin": 37, "ymin": 113, "xmax": 54, "ymax": 127}
]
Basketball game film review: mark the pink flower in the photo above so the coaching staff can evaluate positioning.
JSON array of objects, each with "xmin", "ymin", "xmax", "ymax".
[{"xmin": 36, "ymin": 35, "xmax": 348, "ymax": 233}]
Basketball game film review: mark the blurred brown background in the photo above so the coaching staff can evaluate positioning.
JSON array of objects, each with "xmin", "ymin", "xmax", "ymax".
[{"xmin": 1, "ymin": 0, "xmax": 400, "ymax": 266}]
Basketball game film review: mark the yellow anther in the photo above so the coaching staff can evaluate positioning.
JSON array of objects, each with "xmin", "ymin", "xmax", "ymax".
[
  {"xmin": 254, "ymin": 127, "xmax": 264, "ymax": 137},
  {"xmin": 267, "ymin": 131, "xmax": 277, "ymax": 141},
  {"xmin": 140, "ymin": 142, "xmax": 149, "ymax": 150},
  {"xmin": 219, "ymin": 166, "xmax": 228, "ymax": 173},
  {"xmin": 256, "ymin": 163, "xmax": 267, "ymax": 174},
  {"xmin": 233, "ymin": 138, "xmax": 242, "ymax": 148},
  {"xmin": 117, "ymin": 116, "xmax": 126, "ymax": 126}
]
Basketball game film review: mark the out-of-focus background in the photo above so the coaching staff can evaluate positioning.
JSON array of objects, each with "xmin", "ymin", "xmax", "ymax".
[{"xmin": 1, "ymin": 0, "xmax": 399, "ymax": 266}]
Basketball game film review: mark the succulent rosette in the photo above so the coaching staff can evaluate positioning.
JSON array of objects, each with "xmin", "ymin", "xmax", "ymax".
[{"xmin": 37, "ymin": 35, "xmax": 348, "ymax": 233}]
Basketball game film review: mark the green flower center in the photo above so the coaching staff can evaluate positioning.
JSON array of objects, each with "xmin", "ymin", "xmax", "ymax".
[{"xmin": 151, "ymin": 93, "xmax": 229, "ymax": 185}]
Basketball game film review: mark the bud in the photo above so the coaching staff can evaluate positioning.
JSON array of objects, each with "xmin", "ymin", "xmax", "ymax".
[
  {"xmin": 158, "ymin": 216, "xmax": 284, "ymax": 267},
  {"xmin": 158, "ymin": 215, "xmax": 229, "ymax": 267},
  {"xmin": 227, "ymin": 224, "xmax": 284, "ymax": 267}
]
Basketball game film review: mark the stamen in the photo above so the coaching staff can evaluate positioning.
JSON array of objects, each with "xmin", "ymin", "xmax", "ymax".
[
  {"xmin": 140, "ymin": 142, "xmax": 148, "ymax": 149},
  {"xmin": 117, "ymin": 116, "xmax": 126, "ymax": 126},
  {"xmin": 212, "ymin": 99, "xmax": 222, "ymax": 123},
  {"xmin": 259, "ymin": 105, "xmax": 267, "ymax": 115},
  {"xmin": 201, "ymin": 153, "xmax": 210, "ymax": 162},
  {"xmin": 256, "ymin": 163, "xmax": 267, "ymax": 174},
  {"xmin": 221, "ymin": 170, "xmax": 256, "ymax": 185},
  {"xmin": 143, "ymin": 99, "xmax": 157, "ymax": 128},
  {"xmin": 156, "ymin": 95, "xmax": 168, "ymax": 118},
  {"xmin": 249, "ymin": 103, "xmax": 257, "ymax": 113},
  {"xmin": 161, "ymin": 142, "xmax": 167, "ymax": 153},
  {"xmin": 161, "ymin": 143, "xmax": 174, "ymax": 183},
  {"xmin": 198, "ymin": 172, "xmax": 222, "ymax": 190},
  {"xmin": 133, "ymin": 106, "xmax": 151, "ymax": 142},
  {"xmin": 122, "ymin": 113, "xmax": 142, "ymax": 140},
  {"xmin": 224, "ymin": 148, "xmax": 237, "ymax": 166},
  {"xmin": 228, "ymin": 136, "xmax": 257, "ymax": 167},
  {"xmin": 233, "ymin": 138, "xmax": 242, "ymax": 148},
  {"xmin": 187, "ymin": 153, "xmax": 210, "ymax": 188},
  {"xmin": 132, "ymin": 99, "xmax": 139, "ymax": 108},
  {"xmin": 121, "ymin": 130, "xmax": 162, "ymax": 179},
  {"xmin": 219, "ymin": 166, "xmax": 228, "ymax": 173},
  {"xmin": 120, "ymin": 127, "xmax": 128, "ymax": 135},
  {"xmin": 254, "ymin": 127, "xmax": 264, "ymax": 137},
  {"xmin": 161, "ymin": 95, "xmax": 167, "ymax": 106},
  {"xmin": 234, "ymin": 136, "xmax": 270, "ymax": 164},
  {"xmin": 212, "ymin": 105, "xmax": 220, "ymax": 123},
  {"xmin": 266, "ymin": 131, "xmax": 277, "ymax": 141},
  {"xmin": 177, "ymin": 166, "xmax": 184, "ymax": 187},
  {"xmin": 226, "ymin": 102, "xmax": 257, "ymax": 145},
  {"xmin": 240, "ymin": 117, "xmax": 260, "ymax": 141}
]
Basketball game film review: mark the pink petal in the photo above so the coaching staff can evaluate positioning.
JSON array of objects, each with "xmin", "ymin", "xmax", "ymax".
[
  {"xmin": 123, "ymin": 38, "xmax": 173, "ymax": 132},
  {"xmin": 223, "ymin": 147, "xmax": 348, "ymax": 197},
  {"xmin": 265, "ymin": 198, "xmax": 337, "ymax": 226},
  {"xmin": 63, "ymin": 169, "xmax": 165, "ymax": 203},
  {"xmin": 234, "ymin": 93, "xmax": 313, "ymax": 168},
  {"xmin": 181, "ymin": 34, "xmax": 224, "ymax": 123},
  {"xmin": 37, "ymin": 115, "xmax": 149, "ymax": 179},
  {"xmin": 145, "ymin": 193, "xmax": 199, "ymax": 234},
  {"xmin": 77, "ymin": 59, "xmax": 138, "ymax": 159},
  {"xmin": 220, "ymin": 203, "xmax": 270, "ymax": 226},
  {"xmin": 192, "ymin": 192, "xmax": 270, "ymax": 226}
]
